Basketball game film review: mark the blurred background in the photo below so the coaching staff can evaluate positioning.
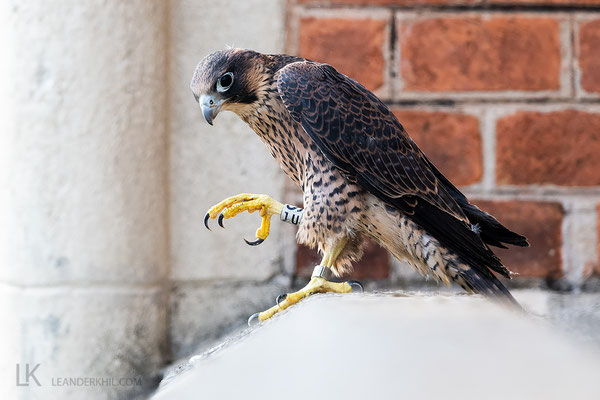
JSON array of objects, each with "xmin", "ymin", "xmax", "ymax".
[{"xmin": 1, "ymin": 0, "xmax": 600, "ymax": 399}]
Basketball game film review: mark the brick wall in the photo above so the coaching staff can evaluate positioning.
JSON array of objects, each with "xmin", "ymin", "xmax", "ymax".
[{"xmin": 287, "ymin": 0, "xmax": 600, "ymax": 288}]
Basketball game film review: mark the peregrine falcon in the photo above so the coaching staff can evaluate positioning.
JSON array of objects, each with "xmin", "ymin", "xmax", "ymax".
[{"xmin": 191, "ymin": 49, "xmax": 528, "ymax": 322}]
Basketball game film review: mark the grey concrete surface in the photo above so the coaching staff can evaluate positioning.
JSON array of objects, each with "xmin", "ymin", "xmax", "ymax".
[
  {"xmin": 0, "ymin": 1, "xmax": 169, "ymax": 399},
  {"xmin": 169, "ymin": 279, "xmax": 288, "ymax": 359},
  {"xmin": 516, "ymin": 288, "xmax": 600, "ymax": 349},
  {"xmin": 1, "ymin": 286, "xmax": 167, "ymax": 399},
  {"xmin": 168, "ymin": 0, "xmax": 294, "ymax": 360},
  {"xmin": 154, "ymin": 293, "xmax": 600, "ymax": 400},
  {"xmin": 0, "ymin": 0, "xmax": 169, "ymax": 286},
  {"xmin": 169, "ymin": 0, "xmax": 289, "ymax": 282}
]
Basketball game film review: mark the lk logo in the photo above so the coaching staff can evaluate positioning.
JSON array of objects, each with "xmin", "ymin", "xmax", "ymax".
[{"xmin": 16, "ymin": 363, "xmax": 41, "ymax": 387}]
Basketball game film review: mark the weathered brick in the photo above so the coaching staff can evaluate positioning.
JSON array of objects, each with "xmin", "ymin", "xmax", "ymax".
[
  {"xmin": 496, "ymin": 110, "xmax": 600, "ymax": 186},
  {"xmin": 295, "ymin": 239, "xmax": 390, "ymax": 280},
  {"xmin": 393, "ymin": 110, "xmax": 482, "ymax": 186},
  {"xmin": 399, "ymin": 16, "xmax": 561, "ymax": 92},
  {"xmin": 579, "ymin": 19, "xmax": 600, "ymax": 93},
  {"xmin": 474, "ymin": 200, "xmax": 563, "ymax": 278},
  {"xmin": 298, "ymin": 17, "xmax": 386, "ymax": 92},
  {"xmin": 298, "ymin": 0, "xmax": 479, "ymax": 4}
]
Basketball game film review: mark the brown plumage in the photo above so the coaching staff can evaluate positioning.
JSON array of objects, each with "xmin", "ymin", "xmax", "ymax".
[{"xmin": 191, "ymin": 48, "xmax": 528, "ymax": 306}]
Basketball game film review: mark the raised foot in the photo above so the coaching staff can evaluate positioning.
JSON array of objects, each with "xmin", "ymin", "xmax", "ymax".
[
  {"xmin": 248, "ymin": 276, "xmax": 362, "ymax": 325},
  {"xmin": 204, "ymin": 193, "xmax": 283, "ymax": 245}
]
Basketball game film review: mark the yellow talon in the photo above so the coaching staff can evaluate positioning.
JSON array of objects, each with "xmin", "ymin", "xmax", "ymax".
[
  {"xmin": 252, "ymin": 238, "xmax": 358, "ymax": 323},
  {"xmin": 204, "ymin": 193, "xmax": 283, "ymax": 243},
  {"xmin": 256, "ymin": 215, "xmax": 271, "ymax": 240},
  {"xmin": 257, "ymin": 277, "xmax": 352, "ymax": 321}
]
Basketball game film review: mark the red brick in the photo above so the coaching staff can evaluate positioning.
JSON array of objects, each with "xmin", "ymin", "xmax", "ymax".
[
  {"xmin": 295, "ymin": 239, "xmax": 390, "ymax": 280},
  {"xmin": 393, "ymin": 110, "xmax": 482, "ymax": 186},
  {"xmin": 579, "ymin": 19, "xmax": 600, "ymax": 93},
  {"xmin": 496, "ymin": 110, "xmax": 600, "ymax": 186},
  {"xmin": 298, "ymin": 17, "xmax": 386, "ymax": 92},
  {"xmin": 399, "ymin": 16, "xmax": 561, "ymax": 92},
  {"xmin": 298, "ymin": 0, "xmax": 479, "ymax": 4},
  {"xmin": 474, "ymin": 200, "xmax": 563, "ymax": 278}
]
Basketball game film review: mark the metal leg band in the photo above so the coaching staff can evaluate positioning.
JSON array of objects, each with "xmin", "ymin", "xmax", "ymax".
[
  {"xmin": 280, "ymin": 204, "xmax": 303, "ymax": 225},
  {"xmin": 311, "ymin": 265, "xmax": 333, "ymax": 280}
]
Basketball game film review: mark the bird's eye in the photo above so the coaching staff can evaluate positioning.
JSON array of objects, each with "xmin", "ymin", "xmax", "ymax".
[{"xmin": 217, "ymin": 72, "xmax": 234, "ymax": 93}]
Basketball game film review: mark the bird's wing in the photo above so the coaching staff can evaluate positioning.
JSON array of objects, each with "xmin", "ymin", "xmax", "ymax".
[
  {"xmin": 277, "ymin": 61, "xmax": 467, "ymax": 223},
  {"xmin": 277, "ymin": 61, "xmax": 510, "ymax": 278}
]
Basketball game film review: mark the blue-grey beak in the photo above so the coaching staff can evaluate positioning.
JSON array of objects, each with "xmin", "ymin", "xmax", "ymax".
[{"xmin": 200, "ymin": 95, "xmax": 223, "ymax": 126}]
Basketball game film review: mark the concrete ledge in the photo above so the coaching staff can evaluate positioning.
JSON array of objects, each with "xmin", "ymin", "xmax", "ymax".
[{"xmin": 153, "ymin": 293, "xmax": 600, "ymax": 400}]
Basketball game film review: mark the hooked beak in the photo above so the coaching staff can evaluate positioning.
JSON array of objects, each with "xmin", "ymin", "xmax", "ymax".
[{"xmin": 200, "ymin": 95, "xmax": 223, "ymax": 126}]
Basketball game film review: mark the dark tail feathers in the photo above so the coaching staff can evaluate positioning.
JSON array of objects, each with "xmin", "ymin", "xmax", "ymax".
[
  {"xmin": 459, "ymin": 261, "xmax": 522, "ymax": 309},
  {"xmin": 431, "ymin": 165, "xmax": 529, "ymax": 249},
  {"xmin": 461, "ymin": 203, "xmax": 529, "ymax": 249}
]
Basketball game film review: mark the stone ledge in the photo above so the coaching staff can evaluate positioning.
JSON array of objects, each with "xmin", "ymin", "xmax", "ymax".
[{"xmin": 153, "ymin": 292, "xmax": 600, "ymax": 399}]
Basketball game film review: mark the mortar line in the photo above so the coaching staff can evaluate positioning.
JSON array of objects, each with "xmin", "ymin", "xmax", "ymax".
[
  {"xmin": 384, "ymin": 99, "xmax": 600, "ymax": 106},
  {"xmin": 297, "ymin": 4, "xmax": 600, "ymax": 13},
  {"xmin": 481, "ymin": 108, "xmax": 496, "ymax": 191}
]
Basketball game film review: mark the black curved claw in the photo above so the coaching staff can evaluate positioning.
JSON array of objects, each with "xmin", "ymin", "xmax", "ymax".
[
  {"xmin": 248, "ymin": 312, "xmax": 260, "ymax": 327},
  {"xmin": 348, "ymin": 280, "xmax": 364, "ymax": 293},
  {"xmin": 203, "ymin": 213, "xmax": 211, "ymax": 230},
  {"xmin": 244, "ymin": 237, "xmax": 265, "ymax": 246},
  {"xmin": 276, "ymin": 293, "xmax": 287, "ymax": 306},
  {"xmin": 218, "ymin": 213, "xmax": 225, "ymax": 228}
]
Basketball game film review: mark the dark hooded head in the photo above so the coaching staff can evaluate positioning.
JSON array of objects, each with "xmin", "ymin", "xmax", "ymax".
[{"xmin": 190, "ymin": 48, "xmax": 267, "ymax": 125}]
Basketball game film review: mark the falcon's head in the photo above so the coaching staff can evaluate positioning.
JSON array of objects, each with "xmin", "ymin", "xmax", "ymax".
[{"xmin": 190, "ymin": 48, "xmax": 266, "ymax": 125}]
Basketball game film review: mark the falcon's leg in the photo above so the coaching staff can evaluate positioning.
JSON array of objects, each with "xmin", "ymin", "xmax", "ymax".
[
  {"xmin": 204, "ymin": 193, "xmax": 285, "ymax": 245},
  {"xmin": 249, "ymin": 238, "xmax": 363, "ymax": 324}
]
